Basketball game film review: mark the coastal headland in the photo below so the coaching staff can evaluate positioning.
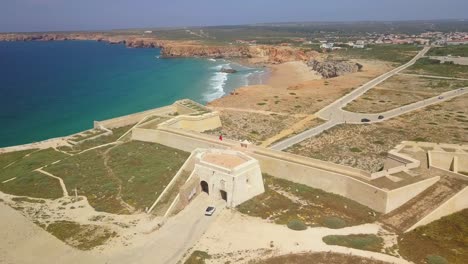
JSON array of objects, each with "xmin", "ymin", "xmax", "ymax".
[{"xmin": 0, "ymin": 33, "xmax": 318, "ymax": 64}]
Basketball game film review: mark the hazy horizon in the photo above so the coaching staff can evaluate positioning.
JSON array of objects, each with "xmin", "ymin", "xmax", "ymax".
[{"xmin": 1, "ymin": 0, "xmax": 468, "ymax": 33}]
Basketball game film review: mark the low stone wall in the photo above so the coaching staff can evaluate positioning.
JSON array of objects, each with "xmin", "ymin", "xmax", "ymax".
[
  {"xmin": 94, "ymin": 105, "xmax": 174, "ymax": 129},
  {"xmin": 132, "ymin": 127, "xmax": 231, "ymax": 152},
  {"xmin": 430, "ymin": 151, "xmax": 468, "ymax": 173},
  {"xmin": 371, "ymin": 151, "xmax": 421, "ymax": 179},
  {"xmin": 146, "ymin": 149, "xmax": 199, "ymax": 214},
  {"xmin": 406, "ymin": 186, "xmax": 468, "ymax": 232},
  {"xmin": 159, "ymin": 112, "xmax": 222, "ymax": 132}
]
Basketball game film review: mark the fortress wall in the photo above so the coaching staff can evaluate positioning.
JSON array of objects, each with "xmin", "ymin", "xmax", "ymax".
[
  {"xmin": 430, "ymin": 151, "xmax": 468, "ymax": 172},
  {"xmin": 132, "ymin": 128, "xmax": 230, "ymax": 152},
  {"xmin": 132, "ymin": 128, "xmax": 448, "ymax": 214},
  {"xmin": 94, "ymin": 105, "xmax": 174, "ymax": 129},
  {"xmin": 249, "ymin": 151, "xmax": 388, "ymax": 213},
  {"xmin": 174, "ymin": 103, "xmax": 197, "ymax": 115},
  {"xmin": 385, "ymin": 176, "xmax": 440, "ymax": 213},
  {"xmin": 162, "ymin": 113, "xmax": 222, "ymax": 132},
  {"xmin": 406, "ymin": 186, "xmax": 468, "ymax": 232}
]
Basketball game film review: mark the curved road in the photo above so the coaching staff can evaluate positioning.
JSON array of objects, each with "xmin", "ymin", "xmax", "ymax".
[{"xmin": 270, "ymin": 46, "xmax": 467, "ymax": 150}]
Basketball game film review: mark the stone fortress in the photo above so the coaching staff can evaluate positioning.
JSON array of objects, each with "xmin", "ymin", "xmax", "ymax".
[
  {"xmin": 179, "ymin": 149, "xmax": 265, "ymax": 208},
  {"xmin": 91, "ymin": 98, "xmax": 467, "ymax": 232}
]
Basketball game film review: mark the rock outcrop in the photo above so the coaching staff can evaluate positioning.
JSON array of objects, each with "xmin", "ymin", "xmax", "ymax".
[
  {"xmin": 220, "ymin": 68, "xmax": 237, "ymax": 74},
  {"xmin": 308, "ymin": 60, "xmax": 363, "ymax": 78}
]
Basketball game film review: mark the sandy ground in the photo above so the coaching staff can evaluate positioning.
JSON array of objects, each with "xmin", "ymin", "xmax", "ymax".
[
  {"xmin": 187, "ymin": 210, "xmax": 407, "ymax": 264},
  {"xmin": 209, "ymin": 60, "xmax": 393, "ymax": 115},
  {"xmin": 267, "ymin": 61, "xmax": 322, "ymax": 89},
  {"xmin": 0, "ymin": 193, "xmax": 221, "ymax": 264}
]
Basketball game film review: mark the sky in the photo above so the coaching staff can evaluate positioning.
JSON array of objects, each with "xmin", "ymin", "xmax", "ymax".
[{"xmin": 1, "ymin": 0, "xmax": 467, "ymax": 32}]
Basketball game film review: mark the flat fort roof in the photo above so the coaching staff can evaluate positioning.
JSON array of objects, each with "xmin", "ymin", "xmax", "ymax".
[{"xmin": 202, "ymin": 152, "xmax": 248, "ymax": 169}]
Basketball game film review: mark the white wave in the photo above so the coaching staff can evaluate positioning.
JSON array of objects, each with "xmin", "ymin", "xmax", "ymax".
[
  {"xmin": 211, "ymin": 63, "xmax": 230, "ymax": 71},
  {"xmin": 203, "ymin": 71, "xmax": 228, "ymax": 102},
  {"xmin": 208, "ymin": 58, "xmax": 216, "ymax": 62},
  {"xmin": 155, "ymin": 55, "xmax": 160, "ymax": 59},
  {"xmin": 244, "ymin": 73, "xmax": 253, "ymax": 86}
]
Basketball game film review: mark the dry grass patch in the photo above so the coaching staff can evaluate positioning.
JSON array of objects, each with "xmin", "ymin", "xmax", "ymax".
[
  {"xmin": 46, "ymin": 220, "xmax": 117, "ymax": 250},
  {"xmin": 288, "ymin": 95, "xmax": 468, "ymax": 172},
  {"xmin": 399, "ymin": 209, "xmax": 468, "ymax": 264},
  {"xmin": 405, "ymin": 57, "xmax": 468, "ymax": 79},
  {"xmin": 323, "ymin": 234, "xmax": 384, "ymax": 252},
  {"xmin": 237, "ymin": 175, "xmax": 378, "ymax": 228},
  {"xmin": 345, "ymin": 74, "xmax": 468, "ymax": 113},
  {"xmin": 205, "ymin": 111, "xmax": 303, "ymax": 145},
  {"xmin": 251, "ymin": 251, "xmax": 391, "ymax": 264}
]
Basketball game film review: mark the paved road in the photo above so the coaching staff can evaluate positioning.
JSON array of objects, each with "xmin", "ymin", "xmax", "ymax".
[
  {"xmin": 114, "ymin": 193, "xmax": 224, "ymax": 264},
  {"xmin": 398, "ymin": 73, "xmax": 468, "ymax": 81},
  {"xmin": 270, "ymin": 46, "xmax": 467, "ymax": 151}
]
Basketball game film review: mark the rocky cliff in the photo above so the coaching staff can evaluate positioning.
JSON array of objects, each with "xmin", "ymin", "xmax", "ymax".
[
  {"xmin": 308, "ymin": 59, "xmax": 363, "ymax": 78},
  {"xmin": 0, "ymin": 33, "xmax": 319, "ymax": 64}
]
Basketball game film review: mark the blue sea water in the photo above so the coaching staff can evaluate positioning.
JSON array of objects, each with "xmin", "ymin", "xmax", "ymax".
[{"xmin": 0, "ymin": 41, "xmax": 263, "ymax": 147}]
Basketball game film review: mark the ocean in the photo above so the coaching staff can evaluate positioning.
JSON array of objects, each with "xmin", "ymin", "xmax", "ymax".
[{"xmin": 0, "ymin": 40, "xmax": 264, "ymax": 147}]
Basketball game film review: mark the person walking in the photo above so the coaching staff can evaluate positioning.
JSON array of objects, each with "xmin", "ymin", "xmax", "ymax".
[{"xmin": 219, "ymin": 134, "xmax": 223, "ymax": 141}]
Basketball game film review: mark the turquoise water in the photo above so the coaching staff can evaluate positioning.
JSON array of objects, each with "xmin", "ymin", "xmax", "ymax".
[{"xmin": 0, "ymin": 41, "xmax": 262, "ymax": 147}]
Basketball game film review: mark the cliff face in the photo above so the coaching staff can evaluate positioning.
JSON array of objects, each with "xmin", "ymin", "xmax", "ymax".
[{"xmin": 0, "ymin": 33, "xmax": 319, "ymax": 64}]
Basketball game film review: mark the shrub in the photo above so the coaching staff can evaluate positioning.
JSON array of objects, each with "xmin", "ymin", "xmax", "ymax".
[
  {"xmin": 287, "ymin": 219, "xmax": 307, "ymax": 231},
  {"xmin": 350, "ymin": 147, "xmax": 362, "ymax": 153},
  {"xmin": 426, "ymin": 255, "xmax": 448, "ymax": 264},
  {"xmin": 321, "ymin": 216, "xmax": 347, "ymax": 229}
]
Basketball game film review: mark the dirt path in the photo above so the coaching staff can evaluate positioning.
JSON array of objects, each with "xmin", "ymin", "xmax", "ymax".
[
  {"xmin": 260, "ymin": 114, "xmax": 319, "ymax": 147},
  {"xmin": 101, "ymin": 143, "xmax": 135, "ymax": 213},
  {"xmin": 208, "ymin": 106, "xmax": 308, "ymax": 118},
  {"xmin": 35, "ymin": 168, "xmax": 69, "ymax": 197}
]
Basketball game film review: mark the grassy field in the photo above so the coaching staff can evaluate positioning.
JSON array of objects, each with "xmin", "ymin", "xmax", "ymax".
[
  {"xmin": 0, "ymin": 149, "xmax": 38, "ymax": 169},
  {"xmin": 405, "ymin": 57, "xmax": 468, "ymax": 78},
  {"xmin": 323, "ymin": 234, "xmax": 384, "ymax": 253},
  {"xmin": 399, "ymin": 209, "xmax": 468, "ymax": 264},
  {"xmin": 252, "ymin": 252, "xmax": 390, "ymax": 264},
  {"xmin": 427, "ymin": 45, "xmax": 468, "ymax": 57},
  {"xmin": 332, "ymin": 44, "xmax": 420, "ymax": 64},
  {"xmin": 344, "ymin": 74, "xmax": 468, "ymax": 113},
  {"xmin": 0, "ymin": 148, "xmax": 68, "ymax": 198},
  {"xmin": 287, "ymin": 94, "xmax": 468, "ymax": 172},
  {"xmin": 237, "ymin": 175, "xmax": 378, "ymax": 228},
  {"xmin": 46, "ymin": 220, "xmax": 117, "ymax": 250},
  {"xmin": 45, "ymin": 141, "xmax": 189, "ymax": 214}
]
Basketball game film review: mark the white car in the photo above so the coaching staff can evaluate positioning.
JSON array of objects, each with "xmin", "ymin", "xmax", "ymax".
[{"xmin": 205, "ymin": 206, "xmax": 216, "ymax": 216}]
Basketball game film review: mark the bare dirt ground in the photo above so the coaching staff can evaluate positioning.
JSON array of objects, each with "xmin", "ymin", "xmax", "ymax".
[
  {"xmin": 185, "ymin": 210, "xmax": 408, "ymax": 264},
  {"xmin": 287, "ymin": 94, "xmax": 468, "ymax": 172},
  {"xmin": 209, "ymin": 60, "xmax": 393, "ymax": 115},
  {"xmin": 345, "ymin": 74, "xmax": 468, "ymax": 113}
]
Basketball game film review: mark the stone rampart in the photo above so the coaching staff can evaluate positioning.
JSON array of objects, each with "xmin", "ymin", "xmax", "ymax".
[
  {"xmin": 406, "ymin": 186, "xmax": 468, "ymax": 232},
  {"xmin": 94, "ymin": 105, "xmax": 174, "ymax": 129}
]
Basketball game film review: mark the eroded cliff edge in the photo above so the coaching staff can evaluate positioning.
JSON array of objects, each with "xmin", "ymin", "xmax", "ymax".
[{"xmin": 0, "ymin": 33, "xmax": 319, "ymax": 64}]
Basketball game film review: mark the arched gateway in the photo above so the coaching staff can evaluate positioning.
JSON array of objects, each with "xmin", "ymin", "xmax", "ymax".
[{"xmin": 200, "ymin": 180, "xmax": 209, "ymax": 194}]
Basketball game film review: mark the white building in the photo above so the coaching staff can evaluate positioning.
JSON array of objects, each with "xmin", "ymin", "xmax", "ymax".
[{"xmin": 179, "ymin": 149, "xmax": 265, "ymax": 208}]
